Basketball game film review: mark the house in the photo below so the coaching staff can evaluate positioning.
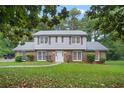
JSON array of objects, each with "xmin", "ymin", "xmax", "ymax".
[{"xmin": 13, "ymin": 30, "xmax": 108, "ymax": 63}]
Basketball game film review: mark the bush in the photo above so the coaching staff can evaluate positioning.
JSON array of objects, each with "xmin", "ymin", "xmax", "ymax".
[
  {"xmin": 87, "ymin": 54, "xmax": 95, "ymax": 63},
  {"xmin": 15, "ymin": 56, "xmax": 22, "ymax": 62},
  {"xmin": 47, "ymin": 55, "xmax": 54, "ymax": 62},
  {"xmin": 100, "ymin": 58, "xmax": 106, "ymax": 63},
  {"xmin": 27, "ymin": 55, "xmax": 34, "ymax": 61}
]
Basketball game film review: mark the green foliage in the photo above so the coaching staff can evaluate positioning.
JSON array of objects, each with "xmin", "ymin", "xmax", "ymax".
[
  {"xmin": 100, "ymin": 58, "xmax": 106, "ymax": 63},
  {"xmin": 58, "ymin": 8, "xmax": 81, "ymax": 30},
  {"xmin": 26, "ymin": 55, "xmax": 34, "ymax": 61},
  {"xmin": 86, "ymin": 5, "xmax": 124, "ymax": 41},
  {"xmin": 100, "ymin": 36, "xmax": 124, "ymax": 60},
  {"xmin": 0, "ymin": 5, "xmax": 69, "ymax": 46},
  {"xmin": 15, "ymin": 56, "xmax": 22, "ymax": 62},
  {"xmin": 0, "ymin": 33, "xmax": 14, "ymax": 57},
  {"xmin": 87, "ymin": 54, "xmax": 95, "ymax": 63},
  {"xmin": 47, "ymin": 55, "xmax": 54, "ymax": 62}
]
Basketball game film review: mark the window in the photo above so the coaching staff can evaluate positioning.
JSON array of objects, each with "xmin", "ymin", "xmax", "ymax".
[
  {"xmin": 40, "ymin": 36, "xmax": 48, "ymax": 44},
  {"xmin": 77, "ymin": 36, "xmax": 80, "ymax": 43},
  {"xmin": 95, "ymin": 51, "xmax": 100, "ymax": 61},
  {"xmin": 71, "ymin": 36, "xmax": 80, "ymax": 44},
  {"xmin": 40, "ymin": 37, "xmax": 44, "ymax": 43},
  {"xmin": 72, "ymin": 51, "xmax": 82, "ymax": 61},
  {"xmin": 22, "ymin": 51, "xmax": 26, "ymax": 61},
  {"xmin": 37, "ymin": 51, "xmax": 47, "ymax": 61},
  {"xmin": 72, "ymin": 36, "xmax": 75, "ymax": 43},
  {"xmin": 45, "ymin": 36, "xmax": 48, "ymax": 43}
]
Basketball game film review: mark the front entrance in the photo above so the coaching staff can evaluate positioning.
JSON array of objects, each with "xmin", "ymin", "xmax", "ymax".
[{"xmin": 55, "ymin": 51, "xmax": 63, "ymax": 63}]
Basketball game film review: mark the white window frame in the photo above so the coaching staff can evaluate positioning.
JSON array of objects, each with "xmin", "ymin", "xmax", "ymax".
[
  {"xmin": 95, "ymin": 51, "xmax": 100, "ymax": 61},
  {"xmin": 37, "ymin": 51, "xmax": 47, "ymax": 61},
  {"xmin": 72, "ymin": 51, "xmax": 82, "ymax": 61},
  {"xmin": 71, "ymin": 36, "xmax": 81, "ymax": 44},
  {"xmin": 40, "ymin": 36, "xmax": 49, "ymax": 44}
]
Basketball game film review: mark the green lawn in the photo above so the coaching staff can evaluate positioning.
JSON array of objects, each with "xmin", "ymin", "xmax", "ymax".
[
  {"xmin": 0, "ymin": 61, "xmax": 124, "ymax": 88},
  {"xmin": 0, "ymin": 61, "xmax": 52, "ymax": 66}
]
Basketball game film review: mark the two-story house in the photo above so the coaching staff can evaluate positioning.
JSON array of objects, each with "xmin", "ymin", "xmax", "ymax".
[{"xmin": 13, "ymin": 30, "xmax": 108, "ymax": 63}]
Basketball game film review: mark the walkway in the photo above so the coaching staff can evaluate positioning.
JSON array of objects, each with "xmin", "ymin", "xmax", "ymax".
[{"xmin": 0, "ymin": 63, "xmax": 60, "ymax": 68}]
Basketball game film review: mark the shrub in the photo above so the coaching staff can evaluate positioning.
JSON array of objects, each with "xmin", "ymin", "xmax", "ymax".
[
  {"xmin": 27, "ymin": 55, "xmax": 34, "ymax": 61},
  {"xmin": 100, "ymin": 58, "xmax": 106, "ymax": 63},
  {"xmin": 15, "ymin": 56, "xmax": 22, "ymax": 62},
  {"xmin": 87, "ymin": 54, "xmax": 95, "ymax": 63},
  {"xmin": 47, "ymin": 55, "xmax": 53, "ymax": 62}
]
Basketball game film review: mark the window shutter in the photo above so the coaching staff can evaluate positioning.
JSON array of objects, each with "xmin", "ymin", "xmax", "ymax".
[
  {"xmin": 49, "ymin": 36, "xmax": 51, "ymax": 45},
  {"xmin": 81, "ymin": 36, "xmax": 83, "ymax": 45},
  {"xmin": 38, "ymin": 36, "xmax": 39, "ymax": 45},
  {"xmin": 69, "ymin": 36, "xmax": 71, "ymax": 45},
  {"xmin": 56, "ymin": 36, "xmax": 58, "ymax": 43}
]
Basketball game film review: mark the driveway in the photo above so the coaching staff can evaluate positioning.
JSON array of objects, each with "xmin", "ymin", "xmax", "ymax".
[{"xmin": 0, "ymin": 63, "xmax": 60, "ymax": 68}]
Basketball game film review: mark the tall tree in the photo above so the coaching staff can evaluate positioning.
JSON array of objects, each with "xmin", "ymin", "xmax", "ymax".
[
  {"xmin": 86, "ymin": 5, "xmax": 124, "ymax": 41},
  {"xmin": 69, "ymin": 8, "xmax": 81, "ymax": 30},
  {"xmin": 58, "ymin": 8, "xmax": 81, "ymax": 30},
  {"xmin": 0, "ymin": 5, "xmax": 69, "ymax": 46}
]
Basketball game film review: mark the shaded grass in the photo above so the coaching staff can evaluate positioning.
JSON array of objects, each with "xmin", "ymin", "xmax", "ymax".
[{"xmin": 0, "ymin": 61, "xmax": 124, "ymax": 87}]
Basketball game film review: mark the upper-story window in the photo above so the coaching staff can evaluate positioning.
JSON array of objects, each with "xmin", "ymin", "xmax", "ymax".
[
  {"xmin": 71, "ymin": 36, "xmax": 80, "ymax": 44},
  {"xmin": 40, "ymin": 36, "xmax": 49, "ymax": 44}
]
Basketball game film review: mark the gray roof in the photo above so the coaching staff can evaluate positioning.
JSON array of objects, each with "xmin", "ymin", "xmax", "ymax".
[
  {"xmin": 13, "ymin": 41, "xmax": 108, "ymax": 51},
  {"xmin": 33, "ymin": 30, "xmax": 87, "ymax": 36},
  {"xmin": 13, "ymin": 42, "xmax": 35, "ymax": 51},
  {"xmin": 35, "ymin": 45, "xmax": 86, "ymax": 50},
  {"xmin": 86, "ymin": 42, "xmax": 108, "ymax": 51}
]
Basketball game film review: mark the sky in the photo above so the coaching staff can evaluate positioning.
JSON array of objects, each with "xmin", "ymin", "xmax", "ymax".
[{"xmin": 65, "ymin": 5, "xmax": 91, "ymax": 19}]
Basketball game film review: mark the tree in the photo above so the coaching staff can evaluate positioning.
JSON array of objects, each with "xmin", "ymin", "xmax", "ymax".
[
  {"xmin": 86, "ymin": 5, "xmax": 124, "ymax": 41},
  {"xmin": 79, "ymin": 16, "xmax": 99, "ymax": 41},
  {"xmin": 69, "ymin": 8, "xmax": 81, "ymax": 30},
  {"xmin": 58, "ymin": 8, "xmax": 81, "ymax": 30},
  {"xmin": 0, "ymin": 5, "xmax": 69, "ymax": 46}
]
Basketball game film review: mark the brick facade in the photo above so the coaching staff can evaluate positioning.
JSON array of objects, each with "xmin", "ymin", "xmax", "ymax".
[
  {"xmin": 47, "ymin": 50, "xmax": 56, "ymax": 62},
  {"xmin": 63, "ymin": 51, "xmax": 72, "ymax": 62},
  {"xmin": 16, "ymin": 50, "xmax": 106, "ymax": 62}
]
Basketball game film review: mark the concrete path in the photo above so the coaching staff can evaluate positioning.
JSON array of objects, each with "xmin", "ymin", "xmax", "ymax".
[{"xmin": 0, "ymin": 63, "xmax": 60, "ymax": 68}]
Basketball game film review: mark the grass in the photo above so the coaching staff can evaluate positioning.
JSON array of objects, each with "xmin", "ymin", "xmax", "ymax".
[
  {"xmin": 0, "ymin": 61, "xmax": 52, "ymax": 66},
  {"xmin": 0, "ymin": 61, "xmax": 124, "ymax": 87}
]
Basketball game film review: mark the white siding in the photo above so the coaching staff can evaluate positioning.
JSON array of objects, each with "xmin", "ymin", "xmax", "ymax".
[{"xmin": 35, "ymin": 36, "xmax": 87, "ymax": 50}]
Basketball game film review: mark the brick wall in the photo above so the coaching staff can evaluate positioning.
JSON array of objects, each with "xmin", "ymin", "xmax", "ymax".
[
  {"xmin": 47, "ymin": 50, "xmax": 55, "ymax": 62},
  {"xmin": 63, "ymin": 50, "xmax": 72, "ymax": 62}
]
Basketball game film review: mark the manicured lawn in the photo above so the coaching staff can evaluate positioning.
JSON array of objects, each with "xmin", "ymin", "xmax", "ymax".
[
  {"xmin": 0, "ymin": 61, "xmax": 52, "ymax": 66},
  {"xmin": 0, "ymin": 61, "xmax": 124, "ymax": 88}
]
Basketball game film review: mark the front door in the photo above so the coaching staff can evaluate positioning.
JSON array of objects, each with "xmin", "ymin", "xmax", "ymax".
[{"xmin": 55, "ymin": 51, "xmax": 63, "ymax": 63}]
